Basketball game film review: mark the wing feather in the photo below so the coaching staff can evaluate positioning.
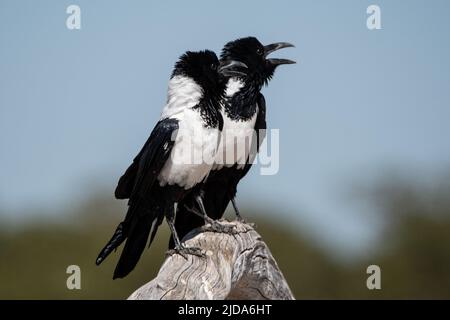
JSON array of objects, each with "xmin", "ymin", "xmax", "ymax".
[{"xmin": 114, "ymin": 118, "xmax": 179, "ymax": 201}]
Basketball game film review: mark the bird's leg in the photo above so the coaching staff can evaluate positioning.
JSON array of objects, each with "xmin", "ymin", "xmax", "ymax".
[
  {"xmin": 185, "ymin": 204, "xmax": 216, "ymax": 226},
  {"xmin": 166, "ymin": 204, "xmax": 204, "ymax": 259},
  {"xmin": 183, "ymin": 202, "xmax": 219, "ymax": 227},
  {"xmin": 230, "ymin": 197, "xmax": 245, "ymax": 222},
  {"xmin": 167, "ymin": 216, "xmax": 182, "ymax": 250},
  {"xmin": 182, "ymin": 190, "xmax": 217, "ymax": 225},
  {"xmin": 194, "ymin": 193, "xmax": 237, "ymax": 234},
  {"xmin": 195, "ymin": 193, "xmax": 218, "ymax": 225}
]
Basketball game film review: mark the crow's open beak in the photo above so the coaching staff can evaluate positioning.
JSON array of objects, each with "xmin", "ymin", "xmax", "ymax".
[
  {"xmin": 218, "ymin": 60, "xmax": 248, "ymax": 77},
  {"xmin": 264, "ymin": 42, "xmax": 296, "ymax": 65}
]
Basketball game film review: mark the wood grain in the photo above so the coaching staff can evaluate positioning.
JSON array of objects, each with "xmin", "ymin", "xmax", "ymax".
[{"xmin": 128, "ymin": 220, "xmax": 294, "ymax": 300}]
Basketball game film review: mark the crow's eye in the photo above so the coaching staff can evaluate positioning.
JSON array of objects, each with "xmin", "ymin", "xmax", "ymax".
[
  {"xmin": 211, "ymin": 63, "xmax": 217, "ymax": 70},
  {"xmin": 256, "ymin": 48, "xmax": 263, "ymax": 56}
]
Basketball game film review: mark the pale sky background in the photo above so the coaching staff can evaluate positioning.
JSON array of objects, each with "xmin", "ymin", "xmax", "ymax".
[{"xmin": 1, "ymin": 0, "xmax": 449, "ymax": 256}]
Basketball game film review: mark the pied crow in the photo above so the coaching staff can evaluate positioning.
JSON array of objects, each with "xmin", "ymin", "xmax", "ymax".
[
  {"xmin": 96, "ymin": 50, "xmax": 246, "ymax": 279},
  {"xmin": 171, "ymin": 37, "xmax": 295, "ymax": 248}
]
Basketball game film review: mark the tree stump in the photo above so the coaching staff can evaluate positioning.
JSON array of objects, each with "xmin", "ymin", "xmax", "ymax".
[{"xmin": 128, "ymin": 220, "xmax": 294, "ymax": 300}]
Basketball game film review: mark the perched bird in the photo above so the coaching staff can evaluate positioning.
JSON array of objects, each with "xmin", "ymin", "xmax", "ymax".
[
  {"xmin": 96, "ymin": 50, "xmax": 247, "ymax": 279},
  {"xmin": 171, "ymin": 37, "xmax": 295, "ymax": 248}
]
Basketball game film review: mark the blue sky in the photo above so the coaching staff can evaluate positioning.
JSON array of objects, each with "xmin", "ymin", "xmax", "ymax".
[{"xmin": 1, "ymin": 0, "xmax": 450, "ymax": 255}]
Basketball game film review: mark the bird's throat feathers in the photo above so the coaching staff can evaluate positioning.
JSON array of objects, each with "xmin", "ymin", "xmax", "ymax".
[
  {"xmin": 223, "ymin": 77, "xmax": 260, "ymax": 121},
  {"xmin": 162, "ymin": 75, "xmax": 223, "ymax": 129}
]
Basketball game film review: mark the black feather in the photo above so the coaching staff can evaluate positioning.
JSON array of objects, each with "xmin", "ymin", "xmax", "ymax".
[{"xmin": 96, "ymin": 118, "xmax": 178, "ymax": 270}]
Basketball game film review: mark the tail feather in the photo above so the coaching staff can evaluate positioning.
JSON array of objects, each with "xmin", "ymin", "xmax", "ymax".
[
  {"xmin": 96, "ymin": 222, "xmax": 127, "ymax": 266},
  {"xmin": 148, "ymin": 214, "xmax": 164, "ymax": 248},
  {"xmin": 96, "ymin": 201, "xmax": 164, "ymax": 279},
  {"xmin": 113, "ymin": 212, "xmax": 155, "ymax": 279}
]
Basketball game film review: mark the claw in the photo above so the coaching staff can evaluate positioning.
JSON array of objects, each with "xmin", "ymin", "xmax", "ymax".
[
  {"xmin": 167, "ymin": 245, "xmax": 205, "ymax": 259},
  {"xmin": 202, "ymin": 220, "xmax": 238, "ymax": 235},
  {"xmin": 236, "ymin": 216, "xmax": 246, "ymax": 223},
  {"xmin": 183, "ymin": 201, "xmax": 238, "ymax": 234}
]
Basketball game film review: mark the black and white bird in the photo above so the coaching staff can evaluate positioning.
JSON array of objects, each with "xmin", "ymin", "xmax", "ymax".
[
  {"xmin": 96, "ymin": 50, "xmax": 247, "ymax": 279},
  {"xmin": 171, "ymin": 37, "xmax": 295, "ymax": 248}
]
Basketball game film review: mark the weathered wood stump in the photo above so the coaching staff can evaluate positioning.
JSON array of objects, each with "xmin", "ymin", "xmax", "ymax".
[{"xmin": 128, "ymin": 220, "xmax": 294, "ymax": 300}]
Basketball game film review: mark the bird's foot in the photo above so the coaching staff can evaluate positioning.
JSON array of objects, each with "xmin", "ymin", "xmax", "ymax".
[
  {"xmin": 183, "ymin": 204, "xmax": 238, "ymax": 234},
  {"xmin": 237, "ymin": 216, "xmax": 256, "ymax": 227},
  {"xmin": 203, "ymin": 219, "xmax": 238, "ymax": 235},
  {"xmin": 166, "ymin": 245, "xmax": 205, "ymax": 260}
]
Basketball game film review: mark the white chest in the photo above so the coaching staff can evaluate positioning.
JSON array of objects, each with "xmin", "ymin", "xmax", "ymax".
[
  {"xmin": 213, "ymin": 78, "xmax": 258, "ymax": 170},
  {"xmin": 213, "ymin": 108, "xmax": 258, "ymax": 170},
  {"xmin": 158, "ymin": 108, "xmax": 221, "ymax": 190}
]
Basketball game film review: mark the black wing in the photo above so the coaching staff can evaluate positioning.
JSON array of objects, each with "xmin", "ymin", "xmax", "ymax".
[
  {"xmin": 114, "ymin": 118, "xmax": 178, "ymax": 201},
  {"xmin": 96, "ymin": 118, "xmax": 178, "ymax": 271}
]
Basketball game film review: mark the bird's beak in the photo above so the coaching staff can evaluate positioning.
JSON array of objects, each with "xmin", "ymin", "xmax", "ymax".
[
  {"xmin": 218, "ymin": 60, "xmax": 248, "ymax": 77},
  {"xmin": 264, "ymin": 42, "xmax": 296, "ymax": 65}
]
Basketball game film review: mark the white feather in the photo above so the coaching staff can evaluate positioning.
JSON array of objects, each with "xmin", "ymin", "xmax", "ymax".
[
  {"xmin": 160, "ymin": 75, "xmax": 203, "ymax": 120},
  {"xmin": 225, "ymin": 78, "xmax": 244, "ymax": 97},
  {"xmin": 213, "ymin": 78, "xmax": 258, "ymax": 170},
  {"xmin": 158, "ymin": 76, "xmax": 220, "ymax": 189}
]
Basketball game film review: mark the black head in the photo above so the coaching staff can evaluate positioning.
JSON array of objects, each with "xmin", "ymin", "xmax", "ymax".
[
  {"xmin": 172, "ymin": 50, "xmax": 246, "ymax": 99},
  {"xmin": 221, "ymin": 37, "xmax": 295, "ymax": 87}
]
